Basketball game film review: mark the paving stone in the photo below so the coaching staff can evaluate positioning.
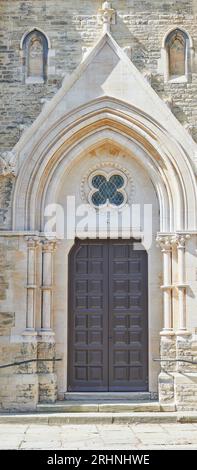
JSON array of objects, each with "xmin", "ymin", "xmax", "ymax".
[
  {"xmin": 136, "ymin": 432, "xmax": 176, "ymax": 445},
  {"xmin": 21, "ymin": 442, "xmax": 62, "ymax": 450},
  {"xmin": 1, "ymin": 422, "xmax": 197, "ymax": 449},
  {"xmin": 130, "ymin": 423, "xmax": 164, "ymax": 433},
  {"xmin": 161, "ymin": 423, "xmax": 197, "ymax": 430}
]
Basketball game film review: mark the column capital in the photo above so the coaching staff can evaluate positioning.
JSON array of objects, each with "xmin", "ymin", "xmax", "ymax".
[
  {"xmin": 41, "ymin": 238, "xmax": 57, "ymax": 252},
  {"xmin": 171, "ymin": 234, "xmax": 190, "ymax": 249},
  {"xmin": 157, "ymin": 233, "xmax": 190, "ymax": 251},
  {"xmin": 156, "ymin": 235, "xmax": 173, "ymax": 252},
  {"xmin": 25, "ymin": 236, "xmax": 40, "ymax": 249}
]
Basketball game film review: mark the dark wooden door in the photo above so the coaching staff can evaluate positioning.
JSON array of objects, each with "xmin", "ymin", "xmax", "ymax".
[{"xmin": 68, "ymin": 240, "xmax": 148, "ymax": 392}]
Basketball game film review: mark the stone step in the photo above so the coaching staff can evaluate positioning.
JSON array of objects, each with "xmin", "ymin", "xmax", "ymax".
[
  {"xmin": 0, "ymin": 411, "xmax": 197, "ymax": 425},
  {"xmin": 64, "ymin": 392, "xmax": 152, "ymax": 401},
  {"xmin": 37, "ymin": 401, "xmax": 164, "ymax": 413}
]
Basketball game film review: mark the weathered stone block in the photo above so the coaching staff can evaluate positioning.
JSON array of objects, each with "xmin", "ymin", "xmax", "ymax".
[
  {"xmin": 38, "ymin": 373, "xmax": 57, "ymax": 403},
  {"xmin": 158, "ymin": 372, "xmax": 175, "ymax": 403}
]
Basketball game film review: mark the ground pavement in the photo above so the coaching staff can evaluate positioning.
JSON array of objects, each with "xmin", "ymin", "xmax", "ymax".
[{"xmin": 0, "ymin": 422, "xmax": 197, "ymax": 450}]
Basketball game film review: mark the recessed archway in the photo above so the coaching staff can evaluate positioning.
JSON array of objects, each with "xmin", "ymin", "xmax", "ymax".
[
  {"xmin": 12, "ymin": 98, "xmax": 197, "ymax": 233},
  {"xmin": 11, "ymin": 97, "xmax": 197, "ymax": 398}
]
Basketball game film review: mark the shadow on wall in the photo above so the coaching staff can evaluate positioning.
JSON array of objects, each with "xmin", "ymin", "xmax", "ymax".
[{"xmin": 111, "ymin": 14, "xmax": 149, "ymax": 72}]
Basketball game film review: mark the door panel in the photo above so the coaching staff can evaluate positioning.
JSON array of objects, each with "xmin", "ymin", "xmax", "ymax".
[
  {"xmin": 68, "ymin": 240, "xmax": 109, "ymax": 391},
  {"xmin": 108, "ymin": 243, "xmax": 148, "ymax": 391},
  {"xmin": 68, "ymin": 239, "xmax": 148, "ymax": 392}
]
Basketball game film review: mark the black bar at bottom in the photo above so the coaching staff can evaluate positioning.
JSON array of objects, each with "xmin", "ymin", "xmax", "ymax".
[{"xmin": 0, "ymin": 450, "xmax": 195, "ymax": 465}]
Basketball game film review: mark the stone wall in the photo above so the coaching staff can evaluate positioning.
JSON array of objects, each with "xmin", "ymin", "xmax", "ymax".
[
  {"xmin": 159, "ymin": 334, "xmax": 197, "ymax": 411},
  {"xmin": 0, "ymin": 176, "xmax": 14, "ymax": 229},
  {"xmin": 0, "ymin": 236, "xmax": 57, "ymax": 411},
  {"xmin": 0, "ymin": 339, "xmax": 57, "ymax": 411},
  {"xmin": 0, "ymin": 1, "xmax": 197, "ymax": 411},
  {"xmin": 0, "ymin": 0, "xmax": 197, "ymax": 152}
]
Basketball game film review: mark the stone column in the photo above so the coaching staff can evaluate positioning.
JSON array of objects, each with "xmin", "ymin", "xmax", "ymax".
[
  {"xmin": 157, "ymin": 235, "xmax": 176, "ymax": 406},
  {"xmin": 23, "ymin": 236, "xmax": 39, "ymax": 335},
  {"xmin": 38, "ymin": 239, "xmax": 57, "ymax": 404},
  {"xmin": 175, "ymin": 235, "xmax": 190, "ymax": 335},
  {"xmin": 41, "ymin": 239, "xmax": 56, "ymax": 333},
  {"xmin": 157, "ymin": 236, "xmax": 173, "ymax": 335}
]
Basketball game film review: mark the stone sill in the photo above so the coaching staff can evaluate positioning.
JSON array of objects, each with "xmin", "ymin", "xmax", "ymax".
[
  {"xmin": 25, "ymin": 77, "xmax": 44, "ymax": 85},
  {"xmin": 167, "ymin": 76, "xmax": 188, "ymax": 84}
]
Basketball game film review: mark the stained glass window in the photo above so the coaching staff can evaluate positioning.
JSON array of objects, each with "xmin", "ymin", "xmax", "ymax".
[{"xmin": 91, "ymin": 174, "xmax": 125, "ymax": 207}]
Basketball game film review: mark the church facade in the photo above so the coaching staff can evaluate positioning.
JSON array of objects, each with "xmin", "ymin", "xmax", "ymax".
[{"xmin": 0, "ymin": 0, "xmax": 197, "ymax": 411}]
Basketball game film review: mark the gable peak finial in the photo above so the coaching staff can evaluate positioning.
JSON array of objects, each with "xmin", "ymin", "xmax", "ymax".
[
  {"xmin": 98, "ymin": 2, "xmax": 116, "ymax": 33},
  {"xmin": 102, "ymin": 1, "xmax": 112, "ymax": 8}
]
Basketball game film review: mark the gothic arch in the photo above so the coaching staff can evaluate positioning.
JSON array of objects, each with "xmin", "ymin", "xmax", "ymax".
[
  {"xmin": 12, "ymin": 98, "xmax": 197, "ymax": 234},
  {"xmin": 20, "ymin": 28, "xmax": 50, "ymax": 83},
  {"xmin": 161, "ymin": 27, "xmax": 194, "ymax": 82},
  {"xmin": 20, "ymin": 28, "xmax": 51, "ymax": 51}
]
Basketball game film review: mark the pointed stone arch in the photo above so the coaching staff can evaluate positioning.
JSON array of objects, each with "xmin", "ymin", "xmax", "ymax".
[
  {"xmin": 12, "ymin": 31, "xmax": 197, "ymax": 234},
  {"xmin": 20, "ymin": 27, "xmax": 51, "ymax": 51},
  {"xmin": 161, "ymin": 27, "xmax": 194, "ymax": 82},
  {"xmin": 5, "ymin": 30, "xmax": 197, "ymax": 409},
  {"xmin": 20, "ymin": 28, "xmax": 50, "ymax": 83},
  {"xmin": 12, "ymin": 98, "xmax": 197, "ymax": 233}
]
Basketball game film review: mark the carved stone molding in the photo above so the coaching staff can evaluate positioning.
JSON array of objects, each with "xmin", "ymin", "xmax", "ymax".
[
  {"xmin": 156, "ymin": 235, "xmax": 173, "ymax": 252},
  {"xmin": 157, "ymin": 234, "xmax": 190, "ymax": 251},
  {"xmin": 0, "ymin": 151, "xmax": 16, "ymax": 177},
  {"xmin": 123, "ymin": 46, "xmax": 132, "ymax": 59},
  {"xmin": 163, "ymin": 96, "xmax": 173, "ymax": 110},
  {"xmin": 82, "ymin": 47, "xmax": 91, "ymax": 59},
  {"xmin": 80, "ymin": 160, "xmax": 135, "ymax": 208},
  {"xmin": 25, "ymin": 236, "xmax": 40, "ymax": 249},
  {"xmin": 143, "ymin": 71, "xmax": 152, "ymax": 85},
  {"xmin": 41, "ymin": 239, "xmax": 57, "ymax": 253},
  {"xmin": 171, "ymin": 234, "xmax": 191, "ymax": 249},
  {"xmin": 184, "ymin": 123, "xmax": 195, "ymax": 137}
]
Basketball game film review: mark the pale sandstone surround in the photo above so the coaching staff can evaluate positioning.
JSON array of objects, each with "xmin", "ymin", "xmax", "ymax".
[{"xmin": 0, "ymin": 1, "xmax": 197, "ymax": 411}]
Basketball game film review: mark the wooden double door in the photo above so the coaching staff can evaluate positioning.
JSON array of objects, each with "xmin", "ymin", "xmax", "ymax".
[{"xmin": 68, "ymin": 239, "xmax": 148, "ymax": 392}]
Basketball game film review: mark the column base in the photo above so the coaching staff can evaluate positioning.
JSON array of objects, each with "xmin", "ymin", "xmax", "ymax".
[
  {"xmin": 160, "ymin": 329, "xmax": 175, "ymax": 336},
  {"xmin": 38, "ymin": 329, "xmax": 55, "ymax": 335},
  {"xmin": 22, "ymin": 329, "xmax": 38, "ymax": 337},
  {"xmin": 176, "ymin": 329, "xmax": 191, "ymax": 336},
  {"xmin": 37, "ymin": 330, "xmax": 55, "ymax": 344}
]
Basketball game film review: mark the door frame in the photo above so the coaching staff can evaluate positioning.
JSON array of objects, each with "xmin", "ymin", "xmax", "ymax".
[{"xmin": 67, "ymin": 237, "xmax": 149, "ymax": 392}]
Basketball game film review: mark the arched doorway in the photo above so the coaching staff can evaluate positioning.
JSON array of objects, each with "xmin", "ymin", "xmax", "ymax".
[{"xmin": 68, "ymin": 238, "xmax": 148, "ymax": 392}]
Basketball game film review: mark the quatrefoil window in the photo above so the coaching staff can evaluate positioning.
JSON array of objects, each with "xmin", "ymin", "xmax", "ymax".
[{"xmin": 90, "ymin": 173, "xmax": 126, "ymax": 207}]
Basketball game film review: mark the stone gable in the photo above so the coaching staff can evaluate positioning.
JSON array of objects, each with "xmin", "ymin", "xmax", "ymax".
[{"xmin": 0, "ymin": 0, "xmax": 197, "ymax": 151}]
